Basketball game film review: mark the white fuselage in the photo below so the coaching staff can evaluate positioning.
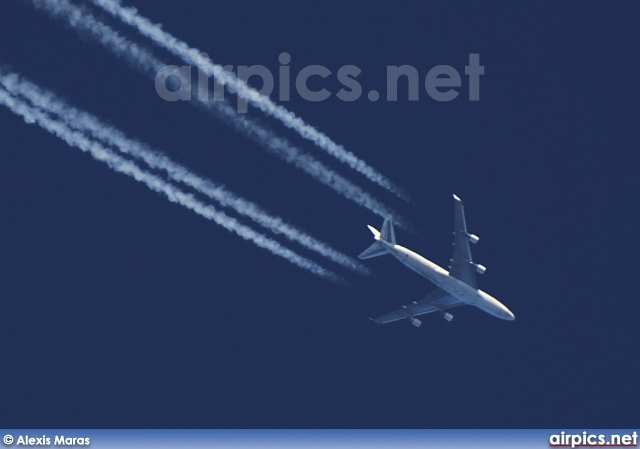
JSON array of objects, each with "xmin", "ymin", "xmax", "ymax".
[{"xmin": 381, "ymin": 241, "xmax": 515, "ymax": 320}]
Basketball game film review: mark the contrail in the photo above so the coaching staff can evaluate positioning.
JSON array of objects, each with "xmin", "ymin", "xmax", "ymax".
[
  {"xmin": 24, "ymin": 0, "xmax": 413, "ymax": 230},
  {"xmin": 0, "ymin": 71, "xmax": 369, "ymax": 275},
  {"xmin": 0, "ymin": 85, "xmax": 345, "ymax": 284},
  {"xmin": 197, "ymin": 90, "xmax": 413, "ymax": 230},
  {"xmin": 88, "ymin": 0, "xmax": 411, "ymax": 202}
]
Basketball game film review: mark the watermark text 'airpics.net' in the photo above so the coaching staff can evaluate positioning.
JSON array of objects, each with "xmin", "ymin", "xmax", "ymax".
[{"xmin": 155, "ymin": 53, "xmax": 484, "ymax": 112}]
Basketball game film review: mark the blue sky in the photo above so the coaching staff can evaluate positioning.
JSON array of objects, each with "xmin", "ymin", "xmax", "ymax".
[{"xmin": 1, "ymin": 1, "xmax": 639, "ymax": 427}]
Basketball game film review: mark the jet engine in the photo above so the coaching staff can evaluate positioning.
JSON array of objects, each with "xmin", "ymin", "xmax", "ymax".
[
  {"xmin": 410, "ymin": 317, "xmax": 422, "ymax": 328},
  {"xmin": 443, "ymin": 312, "xmax": 453, "ymax": 322},
  {"xmin": 468, "ymin": 233, "xmax": 480, "ymax": 244},
  {"xmin": 474, "ymin": 263, "xmax": 487, "ymax": 274}
]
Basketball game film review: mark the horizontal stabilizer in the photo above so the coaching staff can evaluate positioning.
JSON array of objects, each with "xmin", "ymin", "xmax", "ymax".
[
  {"xmin": 358, "ymin": 218, "xmax": 396, "ymax": 260},
  {"xmin": 358, "ymin": 241, "xmax": 388, "ymax": 260},
  {"xmin": 367, "ymin": 225, "xmax": 381, "ymax": 240}
]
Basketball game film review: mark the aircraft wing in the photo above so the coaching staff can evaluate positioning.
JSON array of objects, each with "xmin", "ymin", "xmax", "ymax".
[
  {"xmin": 449, "ymin": 194, "xmax": 479, "ymax": 288},
  {"xmin": 371, "ymin": 288, "xmax": 466, "ymax": 324}
]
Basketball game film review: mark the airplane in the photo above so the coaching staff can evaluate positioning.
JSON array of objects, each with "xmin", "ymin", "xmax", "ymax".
[{"xmin": 359, "ymin": 194, "xmax": 515, "ymax": 327}]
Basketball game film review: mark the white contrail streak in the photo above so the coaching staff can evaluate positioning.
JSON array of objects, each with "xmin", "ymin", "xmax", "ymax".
[
  {"xmin": 89, "ymin": 0, "xmax": 411, "ymax": 202},
  {"xmin": 0, "ymin": 71, "xmax": 369, "ymax": 275},
  {"xmin": 197, "ymin": 91, "xmax": 412, "ymax": 230},
  {"xmin": 24, "ymin": 0, "xmax": 412, "ymax": 230},
  {"xmin": 0, "ymin": 85, "xmax": 345, "ymax": 283}
]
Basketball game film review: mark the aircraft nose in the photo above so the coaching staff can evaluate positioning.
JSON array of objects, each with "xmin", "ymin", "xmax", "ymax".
[{"xmin": 506, "ymin": 310, "xmax": 515, "ymax": 321}]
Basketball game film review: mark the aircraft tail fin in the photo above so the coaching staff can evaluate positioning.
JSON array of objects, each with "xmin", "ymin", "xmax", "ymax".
[
  {"xmin": 380, "ymin": 218, "xmax": 396, "ymax": 245},
  {"xmin": 358, "ymin": 218, "xmax": 396, "ymax": 260}
]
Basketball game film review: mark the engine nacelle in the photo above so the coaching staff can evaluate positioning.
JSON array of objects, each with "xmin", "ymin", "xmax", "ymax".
[
  {"xmin": 410, "ymin": 318, "xmax": 422, "ymax": 328},
  {"xmin": 443, "ymin": 312, "xmax": 453, "ymax": 322},
  {"xmin": 474, "ymin": 263, "xmax": 487, "ymax": 274},
  {"xmin": 468, "ymin": 233, "xmax": 480, "ymax": 244}
]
